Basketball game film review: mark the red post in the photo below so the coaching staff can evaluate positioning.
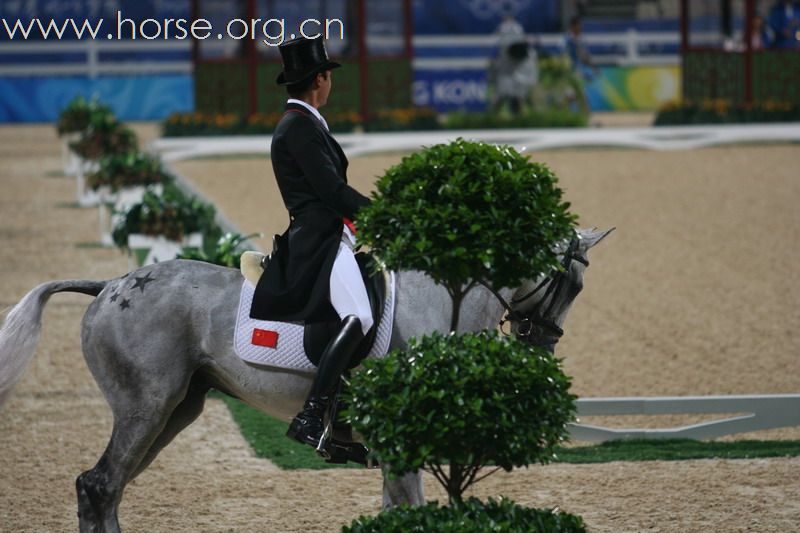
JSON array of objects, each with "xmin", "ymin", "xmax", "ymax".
[
  {"xmin": 744, "ymin": 0, "xmax": 755, "ymax": 104},
  {"xmin": 403, "ymin": 0, "xmax": 413, "ymax": 60},
  {"xmin": 246, "ymin": 0, "xmax": 258, "ymax": 116},
  {"xmin": 679, "ymin": 0, "xmax": 689, "ymax": 54},
  {"xmin": 357, "ymin": 0, "xmax": 369, "ymax": 122}
]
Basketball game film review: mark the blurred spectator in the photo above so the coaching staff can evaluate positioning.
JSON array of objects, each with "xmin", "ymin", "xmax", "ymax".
[
  {"xmin": 488, "ymin": 15, "xmax": 538, "ymax": 115},
  {"xmin": 751, "ymin": 14, "xmax": 774, "ymax": 50},
  {"xmin": 768, "ymin": 0, "xmax": 800, "ymax": 49},
  {"xmin": 565, "ymin": 16, "xmax": 599, "ymax": 81}
]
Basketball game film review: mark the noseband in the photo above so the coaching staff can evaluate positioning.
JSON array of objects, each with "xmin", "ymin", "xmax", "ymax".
[{"xmin": 499, "ymin": 237, "xmax": 588, "ymax": 345}]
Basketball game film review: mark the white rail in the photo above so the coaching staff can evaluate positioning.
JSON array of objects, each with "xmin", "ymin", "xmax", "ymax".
[
  {"xmin": 570, "ymin": 394, "xmax": 800, "ymax": 442},
  {"xmin": 0, "ymin": 29, "xmax": 703, "ymax": 77}
]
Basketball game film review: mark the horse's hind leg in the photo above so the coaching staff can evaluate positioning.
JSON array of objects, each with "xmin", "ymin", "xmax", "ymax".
[
  {"xmin": 129, "ymin": 376, "xmax": 209, "ymax": 480},
  {"xmin": 76, "ymin": 371, "xmax": 194, "ymax": 533}
]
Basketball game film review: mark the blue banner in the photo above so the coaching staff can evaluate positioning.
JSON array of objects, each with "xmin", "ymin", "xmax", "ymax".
[
  {"xmin": 0, "ymin": 75, "xmax": 193, "ymax": 122},
  {"xmin": 412, "ymin": 69, "xmax": 488, "ymax": 112},
  {"xmin": 413, "ymin": 0, "xmax": 560, "ymax": 35}
]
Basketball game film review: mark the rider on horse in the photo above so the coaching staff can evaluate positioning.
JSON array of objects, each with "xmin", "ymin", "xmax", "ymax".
[{"xmin": 249, "ymin": 36, "xmax": 373, "ymax": 450}]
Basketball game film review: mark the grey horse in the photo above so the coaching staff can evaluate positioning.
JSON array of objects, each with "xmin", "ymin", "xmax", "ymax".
[{"xmin": 0, "ymin": 228, "xmax": 611, "ymax": 532}]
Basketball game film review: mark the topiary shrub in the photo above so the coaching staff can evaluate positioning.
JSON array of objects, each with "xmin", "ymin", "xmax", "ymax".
[
  {"xmin": 356, "ymin": 138, "xmax": 576, "ymax": 330},
  {"xmin": 344, "ymin": 498, "xmax": 586, "ymax": 533},
  {"xmin": 346, "ymin": 330, "xmax": 576, "ymax": 504}
]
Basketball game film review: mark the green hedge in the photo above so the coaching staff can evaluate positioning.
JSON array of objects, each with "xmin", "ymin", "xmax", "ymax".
[
  {"xmin": 655, "ymin": 99, "xmax": 800, "ymax": 125},
  {"xmin": 161, "ymin": 107, "xmax": 585, "ymax": 137}
]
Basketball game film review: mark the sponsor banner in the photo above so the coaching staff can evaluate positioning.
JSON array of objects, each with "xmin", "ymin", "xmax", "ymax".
[
  {"xmin": 586, "ymin": 65, "xmax": 681, "ymax": 111},
  {"xmin": 0, "ymin": 74, "xmax": 193, "ymax": 122},
  {"xmin": 412, "ymin": 69, "xmax": 489, "ymax": 112}
]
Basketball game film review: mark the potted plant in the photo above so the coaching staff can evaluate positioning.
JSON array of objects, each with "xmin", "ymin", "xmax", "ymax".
[
  {"xmin": 87, "ymin": 151, "xmax": 174, "ymax": 246},
  {"xmin": 56, "ymin": 95, "xmax": 115, "ymax": 176},
  {"xmin": 112, "ymin": 184, "xmax": 221, "ymax": 266},
  {"xmin": 70, "ymin": 113, "xmax": 139, "ymax": 206}
]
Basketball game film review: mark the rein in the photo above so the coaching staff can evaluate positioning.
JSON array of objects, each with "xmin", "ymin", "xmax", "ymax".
[{"xmin": 496, "ymin": 237, "xmax": 587, "ymax": 344}]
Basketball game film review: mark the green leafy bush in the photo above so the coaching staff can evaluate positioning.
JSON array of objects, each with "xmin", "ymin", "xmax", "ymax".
[
  {"xmin": 346, "ymin": 331, "xmax": 576, "ymax": 503},
  {"xmin": 111, "ymin": 184, "xmax": 221, "ymax": 249},
  {"xmin": 356, "ymin": 138, "xmax": 576, "ymax": 329},
  {"xmin": 56, "ymin": 95, "xmax": 115, "ymax": 136},
  {"xmin": 86, "ymin": 152, "xmax": 173, "ymax": 191},
  {"xmin": 343, "ymin": 498, "xmax": 586, "ymax": 533},
  {"xmin": 177, "ymin": 231, "xmax": 260, "ymax": 268},
  {"xmin": 69, "ymin": 111, "xmax": 138, "ymax": 160}
]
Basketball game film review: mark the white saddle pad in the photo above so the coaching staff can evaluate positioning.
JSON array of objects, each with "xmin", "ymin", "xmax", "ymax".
[{"xmin": 233, "ymin": 273, "xmax": 396, "ymax": 372}]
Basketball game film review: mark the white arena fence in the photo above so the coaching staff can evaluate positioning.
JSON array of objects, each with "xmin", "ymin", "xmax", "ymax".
[
  {"xmin": 571, "ymin": 395, "xmax": 800, "ymax": 442},
  {"xmin": 0, "ymin": 29, "xmax": 716, "ymax": 78}
]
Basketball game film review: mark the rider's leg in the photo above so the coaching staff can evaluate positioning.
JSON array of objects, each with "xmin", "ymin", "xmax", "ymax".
[
  {"xmin": 286, "ymin": 239, "xmax": 372, "ymax": 447},
  {"xmin": 328, "ymin": 239, "xmax": 373, "ymax": 335}
]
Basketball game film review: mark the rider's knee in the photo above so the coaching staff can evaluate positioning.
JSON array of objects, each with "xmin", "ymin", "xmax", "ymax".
[{"xmin": 358, "ymin": 313, "xmax": 374, "ymax": 336}]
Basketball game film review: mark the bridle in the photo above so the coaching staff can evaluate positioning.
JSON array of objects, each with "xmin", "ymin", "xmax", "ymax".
[{"xmin": 499, "ymin": 236, "xmax": 588, "ymax": 346}]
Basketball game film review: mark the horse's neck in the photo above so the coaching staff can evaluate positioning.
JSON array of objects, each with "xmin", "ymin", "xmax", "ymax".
[
  {"xmin": 458, "ymin": 284, "xmax": 514, "ymax": 332},
  {"xmin": 395, "ymin": 271, "xmax": 510, "ymax": 335}
]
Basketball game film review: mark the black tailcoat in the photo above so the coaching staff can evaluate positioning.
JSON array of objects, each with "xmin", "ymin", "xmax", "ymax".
[{"xmin": 250, "ymin": 102, "xmax": 370, "ymax": 321}]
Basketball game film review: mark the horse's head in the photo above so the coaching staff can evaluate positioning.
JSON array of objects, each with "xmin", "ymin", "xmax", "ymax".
[{"xmin": 503, "ymin": 227, "xmax": 613, "ymax": 352}]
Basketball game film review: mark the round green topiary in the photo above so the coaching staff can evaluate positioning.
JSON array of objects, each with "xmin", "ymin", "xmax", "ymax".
[
  {"xmin": 346, "ymin": 331, "xmax": 576, "ymax": 503},
  {"xmin": 343, "ymin": 498, "xmax": 586, "ymax": 533},
  {"xmin": 356, "ymin": 138, "xmax": 576, "ymax": 330}
]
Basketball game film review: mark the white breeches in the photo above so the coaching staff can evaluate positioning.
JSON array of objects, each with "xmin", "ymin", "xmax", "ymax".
[{"xmin": 329, "ymin": 226, "xmax": 373, "ymax": 335}]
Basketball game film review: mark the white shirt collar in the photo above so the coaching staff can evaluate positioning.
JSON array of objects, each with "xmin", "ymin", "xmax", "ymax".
[{"xmin": 286, "ymin": 98, "xmax": 329, "ymax": 131}]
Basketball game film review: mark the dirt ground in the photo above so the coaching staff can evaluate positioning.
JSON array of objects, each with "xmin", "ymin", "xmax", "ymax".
[{"xmin": 1, "ymin": 123, "xmax": 799, "ymax": 532}]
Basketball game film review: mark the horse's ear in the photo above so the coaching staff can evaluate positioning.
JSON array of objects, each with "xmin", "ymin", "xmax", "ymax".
[{"xmin": 578, "ymin": 227, "xmax": 615, "ymax": 250}]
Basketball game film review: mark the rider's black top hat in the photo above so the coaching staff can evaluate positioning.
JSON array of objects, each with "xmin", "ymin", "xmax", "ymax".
[{"xmin": 276, "ymin": 36, "xmax": 341, "ymax": 86}]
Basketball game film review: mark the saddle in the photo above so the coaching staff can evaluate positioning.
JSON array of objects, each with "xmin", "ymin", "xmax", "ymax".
[{"xmin": 241, "ymin": 250, "xmax": 386, "ymax": 369}]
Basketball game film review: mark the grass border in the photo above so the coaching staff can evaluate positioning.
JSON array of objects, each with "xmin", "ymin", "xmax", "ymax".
[{"xmin": 215, "ymin": 394, "xmax": 800, "ymax": 470}]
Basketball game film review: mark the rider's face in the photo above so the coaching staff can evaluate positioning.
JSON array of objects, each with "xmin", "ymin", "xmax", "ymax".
[{"xmin": 317, "ymin": 70, "xmax": 332, "ymax": 107}]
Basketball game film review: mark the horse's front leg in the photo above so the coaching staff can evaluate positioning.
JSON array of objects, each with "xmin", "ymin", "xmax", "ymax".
[{"xmin": 381, "ymin": 468, "xmax": 425, "ymax": 508}]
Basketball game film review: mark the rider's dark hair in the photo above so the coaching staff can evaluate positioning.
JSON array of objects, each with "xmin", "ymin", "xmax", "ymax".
[{"xmin": 286, "ymin": 70, "xmax": 328, "ymax": 98}]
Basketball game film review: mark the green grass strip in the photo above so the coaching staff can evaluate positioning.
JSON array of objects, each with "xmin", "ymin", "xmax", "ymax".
[
  {"xmin": 555, "ymin": 438, "xmax": 800, "ymax": 463},
  {"xmin": 215, "ymin": 394, "xmax": 800, "ymax": 470},
  {"xmin": 218, "ymin": 394, "xmax": 361, "ymax": 470}
]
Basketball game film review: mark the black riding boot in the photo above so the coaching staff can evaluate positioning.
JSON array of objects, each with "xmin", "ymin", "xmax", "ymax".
[{"xmin": 286, "ymin": 315, "xmax": 364, "ymax": 448}]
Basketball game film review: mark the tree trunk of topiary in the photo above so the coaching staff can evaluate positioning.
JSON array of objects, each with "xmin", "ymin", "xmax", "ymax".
[
  {"xmin": 448, "ymin": 288, "xmax": 463, "ymax": 332},
  {"xmin": 448, "ymin": 463, "xmax": 465, "ymax": 505}
]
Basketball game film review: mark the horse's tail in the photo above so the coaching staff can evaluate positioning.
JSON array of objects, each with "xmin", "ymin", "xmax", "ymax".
[{"xmin": 0, "ymin": 280, "xmax": 107, "ymax": 409}]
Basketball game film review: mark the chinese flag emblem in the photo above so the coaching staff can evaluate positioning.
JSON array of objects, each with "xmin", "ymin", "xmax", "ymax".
[{"xmin": 252, "ymin": 328, "xmax": 279, "ymax": 348}]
